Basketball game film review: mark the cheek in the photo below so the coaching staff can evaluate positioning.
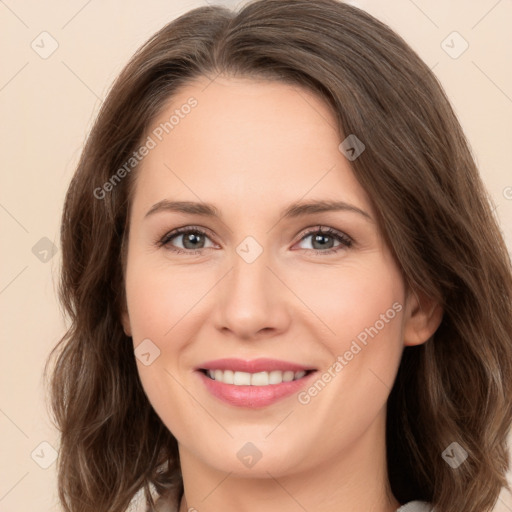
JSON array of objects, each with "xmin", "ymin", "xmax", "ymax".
[
  {"xmin": 124, "ymin": 256, "xmax": 206, "ymax": 425},
  {"xmin": 124, "ymin": 255, "xmax": 198, "ymax": 342},
  {"xmin": 291, "ymin": 263, "xmax": 405, "ymax": 443},
  {"xmin": 292, "ymin": 256, "xmax": 404, "ymax": 352},
  {"xmin": 125, "ymin": 260, "xmax": 195, "ymax": 435},
  {"xmin": 294, "ymin": 256, "xmax": 405, "ymax": 412},
  {"xmin": 327, "ymin": 264, "xmax": 404, "ymax": 404}
]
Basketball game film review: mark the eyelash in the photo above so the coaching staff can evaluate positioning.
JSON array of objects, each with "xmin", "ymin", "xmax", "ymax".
[{"xmin": 155, "ymin": 225, "xmax": 353, "ymax": 256}]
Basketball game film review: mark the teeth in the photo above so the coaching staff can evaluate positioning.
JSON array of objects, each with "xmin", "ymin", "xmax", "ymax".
[
  {"xmin": 234, "ymin": 371, "xmax": 251, "ymax": 385},
  {"xmin": 251, "ymin": 371, "xmax": 269, "ymax": 386},
  {"xmin": 206, "ymin": 369, "xmax": 307, "ymax": 386}
]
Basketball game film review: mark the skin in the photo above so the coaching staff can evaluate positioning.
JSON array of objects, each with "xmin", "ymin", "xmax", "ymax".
[{"xmin": 121, "ymin": 75, "xmax": 443, "ymax": 512}]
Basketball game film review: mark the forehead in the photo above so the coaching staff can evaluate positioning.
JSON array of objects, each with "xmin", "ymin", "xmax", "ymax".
[{"xmin": 130, "ymin": 75, "xmax": 374, "ymax": 220}]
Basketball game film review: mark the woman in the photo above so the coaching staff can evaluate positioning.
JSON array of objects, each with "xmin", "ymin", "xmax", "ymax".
[{"xmin": 45, "ymin": 1, "xmax": 512, "ymax": 511}]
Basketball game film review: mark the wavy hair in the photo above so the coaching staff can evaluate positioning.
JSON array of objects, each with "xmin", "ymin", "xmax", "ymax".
[{"xmin": 44, "ymin": 1, "xmax": 512, "ymax": 511}]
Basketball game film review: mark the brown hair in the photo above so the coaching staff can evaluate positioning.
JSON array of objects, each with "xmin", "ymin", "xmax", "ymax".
[{"xmin": 44, "ymin": 1, "xmax": 512, "ymax": 511}]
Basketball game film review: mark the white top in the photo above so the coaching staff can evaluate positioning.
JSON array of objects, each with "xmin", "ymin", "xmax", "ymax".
[{"xmin": 396, "ymin": 501, "xmax": 433, "ymax": 512}]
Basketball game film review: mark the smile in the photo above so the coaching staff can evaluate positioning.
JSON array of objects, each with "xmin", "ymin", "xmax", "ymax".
[
  {"xmin": 202, "ymin": 369, "xmax": 312, "ymax": 386},
  {"xmin": 195, "ymin": 358, "xmax": 317, "ymax": 408}
]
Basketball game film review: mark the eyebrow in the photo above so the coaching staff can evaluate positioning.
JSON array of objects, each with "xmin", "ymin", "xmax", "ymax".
[{"xmin": 144, "ymin": 199, "xmax": 372, "ymax": 222}]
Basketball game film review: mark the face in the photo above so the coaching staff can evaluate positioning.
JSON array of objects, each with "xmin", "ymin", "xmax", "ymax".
[{"xmin": 122, "ymin": 75, "xmax": 438, "ymax": 478}]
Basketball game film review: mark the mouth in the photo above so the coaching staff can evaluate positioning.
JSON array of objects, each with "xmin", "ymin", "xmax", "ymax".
[
  {"xmin": 195, "ymin": 358, "xmax": 318, "ymax": 408},
  {"xmin": 199, "ymin": 368, "xmax": 315, "ymax": 386}
]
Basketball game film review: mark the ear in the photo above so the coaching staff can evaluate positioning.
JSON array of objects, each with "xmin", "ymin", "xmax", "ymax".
[{"xmin": 402, "ymin": 287, "xmax": 443, "ymax": 347}]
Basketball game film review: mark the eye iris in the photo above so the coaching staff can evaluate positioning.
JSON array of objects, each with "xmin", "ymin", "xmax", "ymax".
[
  {"xmin": 183, "ymin": 232, "xmax": 204, "ymax": 249},
  {"xmin": 312, "ymin": 232, "xmax": 334, "ymax": 250}
]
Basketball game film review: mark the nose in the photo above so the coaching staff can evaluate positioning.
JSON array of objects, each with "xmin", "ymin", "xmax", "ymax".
[{"xmin": 213, "ymin": 245, "xmax": 291, "ymax": 341}]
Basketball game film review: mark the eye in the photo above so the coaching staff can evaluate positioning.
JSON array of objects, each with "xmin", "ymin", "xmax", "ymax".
[
  {"xmin": 295, "ymin": 226, "xmax": 352, "ymax": 255},
  {"xmin": 156, "ymin": 226, "xmax": 215, "ymax": 255},
  {"xmin": 155, "ymin": 225, "xmax": 353, "ymax": 256}
]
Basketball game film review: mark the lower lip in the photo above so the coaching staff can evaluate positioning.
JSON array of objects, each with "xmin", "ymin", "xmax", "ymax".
[{"xmin": 197, "ymin": 370, "xmax": 316, "ymax": 408}]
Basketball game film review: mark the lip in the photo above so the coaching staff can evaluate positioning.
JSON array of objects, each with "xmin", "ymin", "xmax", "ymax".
[
  {"xmin": 197, "ymin": 358, "xmax": 315, "ymax": 373},
  {"xmin": 195, "ymin": 358, "xmax": 317, "ymax": 408}
]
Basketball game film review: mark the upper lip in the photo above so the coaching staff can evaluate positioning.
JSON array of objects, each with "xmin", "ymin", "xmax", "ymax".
[{"xmin": 197, "ymin": 358, "xmax": 316, "ymax": 373}]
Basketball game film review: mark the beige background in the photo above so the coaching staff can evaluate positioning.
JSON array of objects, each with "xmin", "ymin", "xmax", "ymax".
[{"xmin": 1, "ymin": 0, "xmax": 511, "ymax": 510}]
